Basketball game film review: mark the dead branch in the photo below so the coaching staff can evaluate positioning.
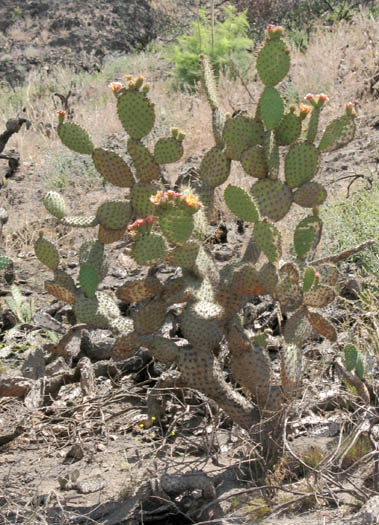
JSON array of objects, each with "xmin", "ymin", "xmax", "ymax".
[{"xmin": 312, "ymin": 239, "xmax": 375, "ymax": 265}]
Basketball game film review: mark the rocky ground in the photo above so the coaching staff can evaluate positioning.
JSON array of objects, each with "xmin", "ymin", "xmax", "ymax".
[{"xmin": 0, "ymin": 0, "xmax": 158, "ymax": 85}]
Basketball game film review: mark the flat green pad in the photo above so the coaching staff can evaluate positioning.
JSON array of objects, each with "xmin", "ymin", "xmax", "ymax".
[
  {"xmin": 293, "ymin": 181, "xmax": 327, "ymax": 208},
  {"xmin": 302, "ymin": 267, "xmax": 316, "ymax": 293},
  {"xmin": 79, "ymin": 239, "xmax": 108, "ymax": 281},
  {"xmin": 61, "ymin": 216, "xmax": 99, "ymax": 228},
  {"xmin": 74, "ymin": 291, "xmax": 119, "ymax": 329},
  {"xmin": 224, "ymin": 186, "xmax": 259, "ymax": 223},
  {"xmin": 159, "ymin": 208, "xmax": 194, "ymax": 244},
  {"xmin": 45, "ymin": 269, "xmax": 76, "ymax": 304},
  {"xmin": 294, "ymin": 215, "xmax": 322, "ymax": 259},
  {"xmin": 259, "ymin": 87, "xmax": 284, "ymax": 130},
  {"xmin": 58, "ymin": 123, "xmax": 94, "ymax": 154},
  {"xmin": 283, "ymin": 310, "xmax": 312, "ymax": 346},
  {"xmin": 132, "ymin": 233, "xmax": 167, "ymax": 265},
  {"xmin": 79, "ymin": 264, "xmax": 99, "ymax": 298},
  {"xmin": 318, "ymin": 115, "xmax": 356, "ymax": 152},
  {"xmin": 167, "ymin": 242, "xmax": 200, "ymax": 269},
  {"xmin": 285, "ymin": 142, "xmax": 320, "ymax": 188},
  {"xmin": 44, "ymin": 191, "xmax": 66, "ymax": 219},
  {"xmin": 275, "ymin": 111, "xmax": 301, "ymax": 145},
  {"xmin": 154, "ymin": 137, "xmax": 183, "ymax": 164},
  {"xmin": 223, "ymin": 116, "xmax": 264, "ymax": 160},
  {"xmin": 133, "ymin": 300, "xmax": 166, "ymax": 335},
  {"xmin": 241, "ymin": 145, "xmax": 268, "ymax": 179},
  {"xmin": 275, "ymin": 263, "xmax": 302, "ymax": 312},
  {"xmin": 200, "ymin": 147, "xmax": 231, "ymax": 187},
  {"xmin": 130, "ymin": 181, "xmax": 157, "ymax": 217},
  {"xmin": 253, "ymin": 220, "xmax": 281, "ymax": 263},
  {"xmin": 117, "ymin": 90, "xmax": 155, "ymax": 139},
  {"xmin": 96, "ymin": 200, "xmax": 131, "ymax": 230},
  {"xmin": 34, "ymin": 235, "xmax": 59, "ymax": 270},
  {"xmin": 127, "ymin": 139, "xmax": 161, "ymax": 182},
  {"xmin": 0, "ymin": 256, "xmax": 12, "ymax": 270},
  {"xmin": 304, "ymin": 285, "xmax": 335, "ymax": 308},
  {"xmin": 256, "ymin": 38, "xmax": 290, "ymax": 86},
  {"xmin": 251, "ymin": 179, "xmax": 292, "ymax": 222},
  {"xmin": 344, "ymin": 343, "xmax": 358, "ymax": 372},
  {"xmin": 305, "ymin": 310, "xmax": 337, "ymax": 342},
  {"xmin": 92, "ymin": 148, "xmax": 135, "ymax": 187}
]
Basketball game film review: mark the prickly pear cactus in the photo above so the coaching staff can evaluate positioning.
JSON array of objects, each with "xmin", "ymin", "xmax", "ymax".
[{"xmin": 35, "ymin": 26, "xmax": 357, "ymax": 462}]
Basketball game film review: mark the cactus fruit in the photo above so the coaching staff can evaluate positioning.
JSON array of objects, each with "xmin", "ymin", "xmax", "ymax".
[{"xmin": 35, "ymin": 25, "xmax": 358, "ymax": 451}]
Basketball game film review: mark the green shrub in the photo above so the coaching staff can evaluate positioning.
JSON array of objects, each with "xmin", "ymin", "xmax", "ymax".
[
  {"xmin": 321, "ymin": 181, "xmax": 379, "ymax": 276},
  {"xmin": 166, "ymin": 5, "xmax": 253, "ymax": 90}
]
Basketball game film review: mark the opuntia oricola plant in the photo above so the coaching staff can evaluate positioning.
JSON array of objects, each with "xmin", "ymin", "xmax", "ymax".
[{"xmin": 35, "ymin": 26, "xmax": 357, "ymax": 468}]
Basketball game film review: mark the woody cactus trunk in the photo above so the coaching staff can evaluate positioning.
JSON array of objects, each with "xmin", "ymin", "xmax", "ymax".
[{"xmin": 35, "ymin": 25, "xmax": 356, "ymax": 467}]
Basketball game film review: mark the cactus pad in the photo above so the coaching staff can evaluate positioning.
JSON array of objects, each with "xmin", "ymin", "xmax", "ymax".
[
  {"xmin": 154, "ymin": 137, "xmax": 184, "ymax": 164},
  {"xmin": 317, "ymin": 263, "xmax": 338, "ymax": 287},
  {"xmin": 241, "ymin": 145, "xmax": 268, "ymax": 179},
  {"xmin": 284, "ymin": 309, "xmax": 312, "ymax": 346},
  {"xmin": 133, "ymin": 300, "xmax": 166, "ymax": 335},
  {"xmin": 34, "ymin": 234, "xmax": 59, "ymax": 270},
  {"xmin": 79, "ymin": 263, "xmax": 99, "ymax": 298},
  {"xmin": 293, "ymin": 181, "xmax": 327, "ymax": 208},
  {"xmin": 98, "ymin": 225, "xmax": 127, "ymax": 244},
  {"xmin": 132, "ymin": 233, "xmax": 167, "ymax": 265},
  {"xmin": 128, "ymin": 139, "xmax": 161, "ymax": 182},
  {"xmin": 61, "ymin": 216, "xmax": 99, "ymax": 228},
  {"xmin": 302, "ymin": 267, "xmax": 316, "ymax": 293},
  {"xmin": 58, "ymin": 123, "xmax": 94, "ymax": 154},
  {"xmin": 117, "ymin": 90, "xmax": 155, "ymax": 139},
  {"xmin": 0, "ymin": 256, "xmax": 12, "ymax": 271},
  {"xmin": 259, "ymin": 263, "xmax": 278, "ymax": 296},
  {"xmin": 45, "ymin": 269, "xmax": 76, "ymax": 304},
  {"xmin": 74, "ymin": 291, "xmax": 119, "ymax": 329},
  {"xmin": 275, "ymin": 111, "xmax": 301, "ymax": 145},
  {"xmin": 180, "ymin": 302, "xmax": 223, "ymax": 349},
  {"xmin": 224, "ymin": 185, "xmax": 259, "ymax": 223},
  {"xmin": 79, "ymin": 239, "xmax": 108, "ymax": 281},
  {"xmin": 344, "ymin": 343, "xmax": 358, "ymax": 372},
  {"xmin": 117, "ymin": 276, "xmax": 162, "ymax": 303},
  {"xmin": 167, "ymin": 242, "xmax": 200, "ymax": 269},
  {"xmin": 200, "ymin": 147, "xmax": 231, "ymax": 187},
  {"xmin": 44, "ymin": 191, "xmax": 66, "ymax": 219},
  {"xmin": 285, "ymin": 142, "xmax": 320, "ymax": 188},
  {"xmin": 256, "ymin": 37, "xmax": 290, "ymax": 86},
  {"xmin": 130, "ymin": 181, "xmax": 157, "ymax": 217},
  {"xmin": 223, "ymin": 116, "xmax": 264, "ymax": 160},
  {"xmin": 231, "ymin": 264, "xmax": 266, "ymax": 296},
  {"xmin": 253, "ymin": 220, "xmax": 281, "ymax": 263},
  {"xmin": 96, "ymin": 200, "xmax": 131, "ymax": 230},
  {"xmin": 251, "ymin": 179, "xmax": 293, "ymax": 222},
  {"xmin": 275, "ymin": 264, "xmax": 303, "ymax": 312},
  {"xmin": 159, "ymin": 207, "xmax": 194, "ymax": 244},
  {"xmin": 318, "ymin": 115, "xmax": 356, "ymax": 152},
  {"xmin": 305, "ymin": 310, "xmax": 337, "ymax": 342},
  {"xmin": 303, "ymin": 285, "xmax": 335, "ymax": 308},
  {"xmin": 259, "ymin": 87, "xmax": 284, "ymax": 130},
  {"xmin": 294, "ymin": 215, "xmax": 322, "ymax": 259},
  {"xmin": 92, "ymin": 148, "xmax": 135, "ymax": 187}
]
